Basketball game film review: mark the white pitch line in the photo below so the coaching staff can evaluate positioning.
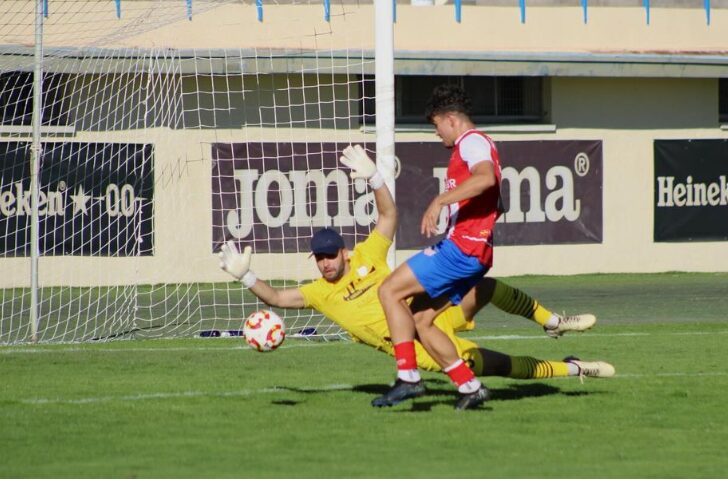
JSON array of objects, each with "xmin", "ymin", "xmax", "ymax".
[
  {"xmin": 0, "ymin": 340, "xmax": 336, "ymax": 355},
  {"xmin": 20, "ymin": 383, "xmax": 354, "ymax": 405},
  {"xmin": 18, "ymin": 372, "xmax": 728, "ymax": 406},
  {"xmin": 618, "ymin": 371, "xmax": 728, "ymax": 378},
  {"xmin": 469, "ymin": 330, "xmax": 728, "ymax": 341},
  {"xmin": 2, "ymin": 329, "xmax": 728, "ymax": 355},
  {"xmin": 467, "ymin": 332, "xmax": 651, "ymax": 341}
]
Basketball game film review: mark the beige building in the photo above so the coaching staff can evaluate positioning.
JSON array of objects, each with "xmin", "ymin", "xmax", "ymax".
[{"xmin": 1, "ymin": 0, "xmax": 728, "ymax": 290}]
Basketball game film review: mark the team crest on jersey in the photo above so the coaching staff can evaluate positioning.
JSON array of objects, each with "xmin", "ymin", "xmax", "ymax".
[
  {"xmin": 343, "ymin": 283, "xmax": 375, "ymax": 301},
  {"xmin": 343, "ymin": 266, "xmax": 376, "ymax": 301}
]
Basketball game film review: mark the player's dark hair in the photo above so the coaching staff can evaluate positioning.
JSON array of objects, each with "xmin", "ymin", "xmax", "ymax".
[{"xmin": 425, "ymin": 83, "xmax": 472, "ymax": 123}]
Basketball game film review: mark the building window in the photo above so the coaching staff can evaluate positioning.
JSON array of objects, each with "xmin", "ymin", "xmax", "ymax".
[
  {"xmin": 0, "ymin": 72, "xmax": 71, "ymax": 127},
  {"xmin": 720, "ymin": 78, "xmax": 728, "ymax": 124},
  {"xmin": 361, "ymin": 74, "xmax": 545, "ymax": 125},
  {"xmin": 359, "ymin": 75, "xmax": 376, "ymax": 127}
]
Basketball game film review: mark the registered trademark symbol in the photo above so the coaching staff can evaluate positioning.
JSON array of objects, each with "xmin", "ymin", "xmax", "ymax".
[{"xmin": 574, "ymin": 153, "xmax": 590, "ymax": 177}]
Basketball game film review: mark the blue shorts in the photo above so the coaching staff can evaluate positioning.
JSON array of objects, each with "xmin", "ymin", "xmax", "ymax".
[{"xmin": 406, "ymin": 239, "xmax": 488, "ymax": 305}]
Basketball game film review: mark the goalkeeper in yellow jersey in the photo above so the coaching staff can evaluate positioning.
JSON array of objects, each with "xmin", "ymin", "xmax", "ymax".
[{"xmin": 218, "ymin": 145, "xmax": 613, "ymax": 399}]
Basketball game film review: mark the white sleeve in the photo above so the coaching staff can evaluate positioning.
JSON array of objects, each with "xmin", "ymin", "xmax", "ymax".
[{"xmin": 459, "ymin": 134, "xmax": 493, "ymax": 171}]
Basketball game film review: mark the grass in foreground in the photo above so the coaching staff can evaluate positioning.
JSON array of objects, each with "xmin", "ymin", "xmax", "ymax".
[{"xmin": 1, "ymin": 273, "xmax": 727, "ymax": 478}]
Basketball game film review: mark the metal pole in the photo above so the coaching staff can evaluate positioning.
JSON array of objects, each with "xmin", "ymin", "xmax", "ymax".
[
  {"xmin": 374, "ymin": 0, "xmax": 396, "ymax": 269},
  {"xmin": 30, "ymin": 0, "xmax": 44, "ymax": 342}
]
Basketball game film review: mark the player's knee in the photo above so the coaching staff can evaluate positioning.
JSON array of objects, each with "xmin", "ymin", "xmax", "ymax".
[
  {"xmin": 378, "ymin": 278, "xmax": 392, "ymax": 303},
  {"xmin": 413, "ymin": 310, "xmax": 436, "ymax": 328},
  {"xmin": 378, "ymin": 275, "xmax": 401, "ymax": 303}
]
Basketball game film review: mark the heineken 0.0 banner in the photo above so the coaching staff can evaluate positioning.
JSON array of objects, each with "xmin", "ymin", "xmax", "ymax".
[
  {"xmin": 654, "ymin": 139, "xmax": 728, "ymax": 242},
  {"xmin": 0, "ymin": 142, "xmax": 154, "ymax": 256},
  {"xmin": 213, "ymin": 140, "xmax": 602, "ymax": 252}
]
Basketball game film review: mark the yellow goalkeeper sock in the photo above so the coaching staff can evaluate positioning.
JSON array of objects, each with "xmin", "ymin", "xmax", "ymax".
[
  {"xmin": 508, "ymin": 356, "xmax": 570, "ymax": 379},
  {"xmin": 490, "ymin": 279, "xmax": 554, "ymax": 326}
]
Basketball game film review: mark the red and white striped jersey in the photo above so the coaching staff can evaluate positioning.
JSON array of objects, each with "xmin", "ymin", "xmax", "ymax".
[{"xmin": 445, "ymin": 129, "xmax": 502, "ymax": 267}]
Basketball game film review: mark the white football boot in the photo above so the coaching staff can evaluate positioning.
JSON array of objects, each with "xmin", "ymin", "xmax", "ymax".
[
  {"xmin": 564, "ymin": 356, "xmax": 616, "ymax": 379},
  {"xmin": 544, "ymin": 313, "xmax": 597, "ymax": 338}
]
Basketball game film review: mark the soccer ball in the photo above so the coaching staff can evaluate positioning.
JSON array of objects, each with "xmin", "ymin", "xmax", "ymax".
[{"xmin": 243, "ymin": 309, "xmax": 286, "ymax": 352}]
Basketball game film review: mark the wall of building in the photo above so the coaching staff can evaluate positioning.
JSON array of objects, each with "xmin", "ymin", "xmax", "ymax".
[
  {"xmin": 2, "ymin": 2, "xmax": 727, "ymax": 288},
  {"xmin": 5, "ymin": 3, "xmax": 728, "ymax": 55},
  {"xmin": 6, "ymin": 73, "xmax": 728, "ymax": 288},
  {"xmin": 488, "ymin": 76, "xmax": 728, "ymax": 277}
]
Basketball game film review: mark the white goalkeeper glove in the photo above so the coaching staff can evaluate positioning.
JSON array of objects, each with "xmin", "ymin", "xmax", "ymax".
[
  {"xmin": 218, "ymin": 240, "xmax": 257, "ymax": 288},
  {"xmin": 340, "ymin": 144, "xmax": 384, "ymax": 189}
]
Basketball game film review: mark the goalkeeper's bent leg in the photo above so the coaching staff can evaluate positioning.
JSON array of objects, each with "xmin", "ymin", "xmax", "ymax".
[{"xmin": 489, "ymin": 279, "xmax": 555, "ymax": 327}]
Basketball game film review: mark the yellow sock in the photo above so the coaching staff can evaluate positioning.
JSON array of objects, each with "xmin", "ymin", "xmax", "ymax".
[
  {"xmin": 490, "ymin": 280, "xmax": 554, "ymax": 326},
  {"xmin": 508, "ymin": 356, "xmax": 570, "ymax": 379},
  {"xmin": 532, "ymin": 302, "xmax": 554, "ymax": 327}
]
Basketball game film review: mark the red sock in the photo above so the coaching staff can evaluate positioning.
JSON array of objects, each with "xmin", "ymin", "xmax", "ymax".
[
  {"xmin": 393, "ymin": 341, "xmax": 417, "ymax": 371},
  {"xmin": 445, "ymin": 359, "xmax": 475, "ymax": 387}
]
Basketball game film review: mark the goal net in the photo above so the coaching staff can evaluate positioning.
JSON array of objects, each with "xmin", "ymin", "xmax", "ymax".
[{"xmin": 0, "ymin": 0, "xmax": 378, "ymax": 344}]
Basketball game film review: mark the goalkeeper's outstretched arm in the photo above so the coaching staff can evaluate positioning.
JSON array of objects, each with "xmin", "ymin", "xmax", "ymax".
[
  {"xmin": 248, "ymin": 279, "xmax": 305, "ymax": 309},
  {"xmin": 339, "ymin": 144, "xmax": 397, "ymax": 241},
  {"xmin": 371, "ymin": 175, "xmax": 396, "ymax": 242},
  {"xmin": 218, "ymin": 145, "xmax": 393, "ymax": 310},
  {"xmin": 218, "ymin": 240, "xmax": 305, "ymax": 308}
]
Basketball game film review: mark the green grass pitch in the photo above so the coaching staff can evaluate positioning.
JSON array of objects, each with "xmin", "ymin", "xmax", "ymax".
[{"xmin": 1, "ymin": 273, "xmax": 727, "ymax": 478}]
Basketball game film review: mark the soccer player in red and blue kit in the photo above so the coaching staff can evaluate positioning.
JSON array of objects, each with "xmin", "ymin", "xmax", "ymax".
[{"xmin": 375, "ymin": 84, "xmax": 503, "ymax": 410}]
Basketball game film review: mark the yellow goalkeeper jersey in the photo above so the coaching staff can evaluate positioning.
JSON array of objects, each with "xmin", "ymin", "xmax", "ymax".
[{"xmin": 299, "ymin": 230, "xmax": 479, "ymax": 372}]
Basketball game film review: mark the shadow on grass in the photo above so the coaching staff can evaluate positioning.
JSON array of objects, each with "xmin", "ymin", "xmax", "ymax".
[
  {"xmin": 271, "ymin": 378, "xmax": 594, "ymax": 411},
  {"xmin": 361, "ymin": 381, "xmax": 587, "ymax": 412}
]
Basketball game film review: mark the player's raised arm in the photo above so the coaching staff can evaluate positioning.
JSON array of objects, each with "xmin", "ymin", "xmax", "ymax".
[
  {"xmin": 218, "ymin": 240, "xmax": 305, "ymax": 308},
  {"xmin": 340, "ymin": 145, "xmax": 397, "ymax": 241}
]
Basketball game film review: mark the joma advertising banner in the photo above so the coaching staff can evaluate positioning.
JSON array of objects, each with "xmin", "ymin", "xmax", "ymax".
[
  {"xmin": 0, "ymin": 142, "xmax": 154, "ymax": 256},
  {"xmin": 212, "ymin": 140, "xmax": 602, "ymax": 252},
  {"xmin": 212, "ymin": 142, "xmax": 374, "ymax": 252},
  {"xmin": 654, "ymin": 139, "xmax": 728, "ymax": 242},
  {"xmin": 395, "ymin": 140, "xmax": 603, "ymax": 248}
]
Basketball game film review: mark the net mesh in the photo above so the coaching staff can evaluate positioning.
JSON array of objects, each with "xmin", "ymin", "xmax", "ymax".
[{"xmin": 0, "ymin": 0, "xmax": 376, "ymax": 343}]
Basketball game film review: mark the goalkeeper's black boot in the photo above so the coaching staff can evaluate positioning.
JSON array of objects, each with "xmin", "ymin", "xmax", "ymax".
[
  {"xmin": 371, "ymin": 379, "xmax": 426, "ymax": 407},
  {"xmin": 454, "ymin": 385, "xmax": 490, "ymax": 411}
]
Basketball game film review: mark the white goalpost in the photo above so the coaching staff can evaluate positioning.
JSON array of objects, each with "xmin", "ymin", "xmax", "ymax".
[{"xmin": 0, "ymin": 0, "xmax": 391, "ymax": 343}]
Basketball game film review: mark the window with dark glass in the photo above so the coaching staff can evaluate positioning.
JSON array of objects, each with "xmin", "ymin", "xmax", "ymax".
[
  {"xmin": 0, "ymin": 72, "xmax": 71, "ymax": 126},
  {"xmin": 719, "ymin": 78, "xmax": 728, "ymax": 123},
  {"xmin": 360, "ymin": 74, "xmax": 544, "ymax": 125}
]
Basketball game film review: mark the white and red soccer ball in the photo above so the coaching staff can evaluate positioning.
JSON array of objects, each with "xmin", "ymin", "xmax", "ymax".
[{"xmin": 243, "ymin": 309, "xmax": 286, "ymax": 352}]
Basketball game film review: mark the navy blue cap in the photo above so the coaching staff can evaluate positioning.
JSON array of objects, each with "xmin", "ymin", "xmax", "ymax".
[{"xmin": 310, "ymin": 228, "xmax": 345, "ymax": 256}]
